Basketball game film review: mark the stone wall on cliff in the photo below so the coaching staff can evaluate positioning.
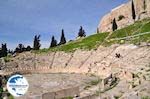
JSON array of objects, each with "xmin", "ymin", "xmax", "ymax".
[{"xmin": 98, "ymin": 0, "xmax": 150, "ymax": 32}]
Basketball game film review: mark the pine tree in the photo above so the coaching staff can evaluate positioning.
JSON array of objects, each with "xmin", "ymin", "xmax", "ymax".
[
  {"xmin": 78, "ymin": 26, "xmax": 86, "ymax": 37},
  {"xmin": 112, "ymin": 18, "xmax": 118, "ymax": 31},
  {"xmin": 132, "ymin": 0, "xmax": 136, "ymax": 20},
  {"xmin": 18, "ymin": 44, "xmax": 24, "ymax": 52},
  {"xmin": 14, "ymin": 44, "xmax": 25, "ymax": 53},
  {"xmin": 50, "ymin": 36, "xmax": 57, "ymax": 47},
  {"xmin": 59, "ymin": 29, "xmax": 66, "ymax": 45},
  {"xmin": 33, "ymin": 35, "xmax": 41, "ymax": 50}
]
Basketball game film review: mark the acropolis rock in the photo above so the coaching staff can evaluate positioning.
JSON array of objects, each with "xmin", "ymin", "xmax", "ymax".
[{"xmin": 98, "ymin": 0, "xmax": 150, "ymax": 32}]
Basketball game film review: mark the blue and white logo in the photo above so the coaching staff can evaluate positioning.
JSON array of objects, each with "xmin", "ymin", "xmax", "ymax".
[{"xmin": 7, "ymin": 74, "xmax": 29, "ymax": 97}]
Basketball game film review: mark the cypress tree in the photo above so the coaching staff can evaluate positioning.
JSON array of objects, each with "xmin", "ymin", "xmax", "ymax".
[
  {"xmin": 132, "ymin": 0, "xmax": 136, "ymax": 20},
  {"xmin": 59, "ymin": 29, "xmax": 66, "ymax": 45},
  {"xmin": 97, "ymin": 28, "xmax": 100, "ymax": 33},
  {"xmin": 33, "ymin": 35, "xmax": 41, "ymax": 50},
  {"xmin": 78, "ymin": 26, "xmax": 86, "ymax": 37},
  {"xmin": 112, "ymin": 18, "xmax": 118, "ymax": 31},
  {"xmin": 1, "ymin": 43, "xmax": 7, "ymax": 57},
  {"xmin": 50, "ymin": 36, "xmax": 57, "ymax": 47}
]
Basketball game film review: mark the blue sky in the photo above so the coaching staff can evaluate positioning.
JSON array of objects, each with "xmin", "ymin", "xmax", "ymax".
[{"xmin": 0, "ymin": 0, "xmax": 128, "ymax": 50}]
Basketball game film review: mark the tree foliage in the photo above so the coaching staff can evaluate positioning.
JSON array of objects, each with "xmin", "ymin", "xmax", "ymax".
[
  {"xmin": 50, "ymin": 36, "xmax": 57, "ymax": 47},
  {"xmin": 59, "ymin": 29, "xmax": 66, "ymax": 45},
  {"xmin": 26, "ymin": 46, "xmax": 32, "ymax": 51},
  {"xmin": 78, "ymin": 26, "xmax": 86, "ymax": 37},
  {"xmin": 15, "ymin": 44, "xmax": 32, "ymax": 53},
  {"xmin": 132, "ymin": 0, "xmax": 136, "ymax": 20},
  {"xmin": 0, "ymin": 43, "xmax": 8, "ymax": 58},
  {"xmin": 118, "ymin": 15, "xmax": 125, "ymax": 21},
  {"xmin": 112, "ymin": 18, "xmax": 118, "ymax": 31},
  {"xmin": 33, "ymin": 35, "xmax": 41, "ymax": 50},
  {"xmin": 97, "ymin": 28, "xmax": 100, "ymax": 33},
  {"xmin": 15, "ymin": 44, "xmax": 24, "ymax": 53}
]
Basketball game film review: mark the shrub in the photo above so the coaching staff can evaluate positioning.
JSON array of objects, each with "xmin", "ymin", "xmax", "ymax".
[
  {"xmin": 90, "ymin": 79, "xmax": 101, "ymax": 86},
  {"xmin": 118, "ymin": 15, "xmax": 125, "ymax": 21}
]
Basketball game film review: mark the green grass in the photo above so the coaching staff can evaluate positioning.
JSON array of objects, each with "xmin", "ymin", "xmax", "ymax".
[
  {"xmin": 61, "ymin": 96, "xmax": 73, "ymax": 99},
  {"xmin": 2, "ymin": 54, "xmax": 13, "ymax": 62},
  {"xmin": 142, "ymin": 96, "xmax": 150, "ymax": 99},
  {"xmin": 36, "ymin": 18, "xmax": 150, "ymax": 53},
  {"xmin": 8, "ymin": 95, "xmax": 14, "ymax": 99},
  {"xmin": 0, "ymin": 88, "xmax": 14, "ymax": 99},
  {"xmin": 104, "ymin": 19, "xmax": 150, "ymax": 46},
  {"xmin": 36, "ymin": 32, "xmax": 109, "ymax": 53},
  {"xmin": 110, "ymin": 18, "xmax": 150, "ymax": 39},
  {"xmin": 3, "ymin": 55, "xmax": 12, "ymax": 62}
]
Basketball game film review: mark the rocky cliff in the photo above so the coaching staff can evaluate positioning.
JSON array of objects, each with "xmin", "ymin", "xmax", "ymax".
[{"xmin": 98, "ymin": 0, "xmax": 150, "ymax": 32}]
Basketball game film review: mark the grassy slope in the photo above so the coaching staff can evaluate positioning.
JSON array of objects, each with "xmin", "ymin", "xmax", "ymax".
[
  {"xmin": 37, "ymin": 18, "xmax": 150, "ymax": 53},
  {"xmin": 104, "ymin": 18, "xmax": 150, "ymax": 46},
  {"xmin": 38, "ymin": 32, "xmax": 109, "ymax": 53},
  {"xmin": 110, "ymin": 19, "xmax": 150, "ymax": 38}
]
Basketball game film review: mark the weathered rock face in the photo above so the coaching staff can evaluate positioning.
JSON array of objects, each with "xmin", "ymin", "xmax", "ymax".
[{"xmin": 98, "ymin": 0, "xmax": 150, "ymax": 32}]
